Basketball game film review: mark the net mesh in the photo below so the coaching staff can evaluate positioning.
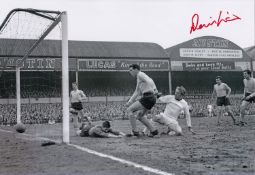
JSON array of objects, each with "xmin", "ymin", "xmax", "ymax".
[
  {"xmin": 0, "ymin": 9, "xmax": 64, "ymax": 140},
  {"xmin": 0, "ymin": 9, "xmax": 61, "ymax": 69}
]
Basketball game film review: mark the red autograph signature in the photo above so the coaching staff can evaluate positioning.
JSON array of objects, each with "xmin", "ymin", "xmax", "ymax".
[{"xmin": 190, "ymin": 11, "xmax": 241, "ymax": 34}]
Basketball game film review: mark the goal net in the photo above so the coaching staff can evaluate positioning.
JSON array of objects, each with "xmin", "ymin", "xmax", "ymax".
[{"xmin": 0, "ymin": 8, "xmax": 70, "ymax": 143}]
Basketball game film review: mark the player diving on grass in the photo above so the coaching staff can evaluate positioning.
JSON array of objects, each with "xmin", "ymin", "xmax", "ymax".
[
  {"xmin": 143, "ymin": 86, "xmax": 195, "ymax": 136},
  {"xmin": 211, "ymin": 76, "xmax": 236, "ymax": 125},
  {"xmin": 77, "ymin": 121, "xmax": 125, "ymax": 138},
  {"xmin": 70, "ymin": 82, "xmax": 91, "ymax": 134},
  {"xmin": 126, "ymin": 64, "xmax": 159, "ymax": 137}
]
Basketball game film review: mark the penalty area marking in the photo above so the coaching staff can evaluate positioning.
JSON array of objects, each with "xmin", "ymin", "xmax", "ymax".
[
  {"xmin": 68, "ymin": 143, "xmax": 174, "ymax": 175},
  {"xmin": 0, "ymin": 128, "xmax": 174, "ymax": 175}
]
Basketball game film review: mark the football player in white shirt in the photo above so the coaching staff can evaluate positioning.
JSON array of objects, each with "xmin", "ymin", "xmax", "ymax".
[
  {"xmin": 240, "ymin": 70, "xmax": 255, "ymax": 125},
  {"xmin": 126, "ymin": 64, "xmax": 159, "ymax": 137},
  {"xmin": 207, "ymin": 104, "xmax": 214, "ymax": 117},
  {"xmin": 144, "ymin": 86, "xmax": 195, "ymax": 136},
  {"xmin": 70, "ymin": 82, "xmax": 91, "ymax": 133}
]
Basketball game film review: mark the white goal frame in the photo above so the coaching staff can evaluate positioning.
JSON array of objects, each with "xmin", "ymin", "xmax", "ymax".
[{"xmin": 0, "ymin": 9, "xmax": 70, "ymax": 144}]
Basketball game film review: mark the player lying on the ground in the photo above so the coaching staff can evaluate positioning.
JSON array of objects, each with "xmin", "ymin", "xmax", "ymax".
[
  {"xmin": 77, "ymin": 121, "xmax": 126, "ymax": 138},
  {"xmin": 143, "ymin": 86, "xmax": 195, "ymax": 136}
]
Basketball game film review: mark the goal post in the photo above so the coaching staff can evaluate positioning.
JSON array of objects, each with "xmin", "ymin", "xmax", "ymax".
[
  {"xmin": 0, "ymin": 9, "xmax": 70, "ymax": 144},
  {"xmin": 61, "ymin": 11, "xmax": 69, "ymax": 144}
]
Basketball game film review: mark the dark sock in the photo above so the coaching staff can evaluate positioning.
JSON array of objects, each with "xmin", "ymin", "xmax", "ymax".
[
  {"xmin": 150, "ymin": 129, "xmax": 158, "ymax": 136},
  {"xmin": 132, "ymin": 130, "xmax": 140, "ymax": 136}
]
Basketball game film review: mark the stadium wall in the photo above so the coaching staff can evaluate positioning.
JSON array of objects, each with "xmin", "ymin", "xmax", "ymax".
[{"xmin": 0, "ymin": 96, "xmax": 130, "ymax": 104}]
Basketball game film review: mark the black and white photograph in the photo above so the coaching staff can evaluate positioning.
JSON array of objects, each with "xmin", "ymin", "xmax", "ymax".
[{"xmin": 0, "ymin": 0, "xmax": 254, "ymax": 174}]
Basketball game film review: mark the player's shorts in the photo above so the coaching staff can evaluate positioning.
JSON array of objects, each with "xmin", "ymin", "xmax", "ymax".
[
  {"xmin": 216, "ymin": 96, "xmax": 231, "ymax": 106},
  {"xmin": 139, "ymin": 92, "xmax": 156, "ymax": 110},
  {"xmin": 71, "ymin": 102, "xmax": 83, "ymax": 111},
  {"xmin": 244, "ymin": 93, "xmax": 255, "ymax": 103},
  {"xmin": 80, "ymin": 124, "xmax": 94, "ymax": 137},
  {"xmin": 153, "ymin": 113, "xmax": 182, "ymax": 133}
]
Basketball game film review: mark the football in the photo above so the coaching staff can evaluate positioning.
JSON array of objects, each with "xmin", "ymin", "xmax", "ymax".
[{"xmin": 14, "ymin": 123, "xmax": 26, "ymax": 133}]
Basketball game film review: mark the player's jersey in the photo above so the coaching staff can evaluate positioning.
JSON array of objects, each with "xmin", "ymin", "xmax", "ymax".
[
  {"xmin": 214, "ymin": 83, "xmax": 229, "ymax": 97},
  {"xmin": 137, "ymin": 71, "xmax": 157, "ymax": 95},
  {"xmin": 70, "ymin": 89, "xmax": 86, "ymax": 103},
  {"xmin": 158, "ymin": 95, "xmax": 191, "ymax": 127},
  {"xmin": 244, "ymin": 78, "xmax": 255, "ymax": 93}
]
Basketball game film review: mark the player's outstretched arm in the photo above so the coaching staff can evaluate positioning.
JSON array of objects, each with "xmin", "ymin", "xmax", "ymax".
[
  {"xmin": 107, "ymin": 133, "xmax": 123, "ymax": 138},
  {"xmin": 110, "ymin": 129, "xmax": 125, "ymax": 137},
  {"xmin": 119, "ymin": 132, "xmax": 126, "ymax": 136}
]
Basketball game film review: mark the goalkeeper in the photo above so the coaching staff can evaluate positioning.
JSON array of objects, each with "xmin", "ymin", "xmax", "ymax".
[{"xmin": 77, "ymin": 121, "xmax": 125, "ymax": 138}]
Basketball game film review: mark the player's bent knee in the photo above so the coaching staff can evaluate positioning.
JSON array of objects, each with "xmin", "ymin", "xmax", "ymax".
[
  {"xmin": 176, "ymin": 128, "xmax": 182, "ymax": 135},
  {"xmin": 167, "ymin": 124, "xmax": 182, "ymax": 135},
  {"xmin": 126, "ymin": 110, "xmax": 134, "ymax": 117},
  {"xmin": 129, "ymin": 114, "xmax": 136, "ymax": 120},
  {"xmin": 126, "ymin": 105, "xmax": 134, "ymax": 113},
  {"xmin": 152, "ymin": 114, "xmax": 162, "ymax": 123},
  {"xmin": 137, "ymin": 115, "xmax": 144, "ymax": 121},
  {"xmin": 174, "ymin": 127, "xmax": 182, "ymax": 136},
  {"xmin": 137, "ymin": 111, "xmax": 146, "ymax": 120}
]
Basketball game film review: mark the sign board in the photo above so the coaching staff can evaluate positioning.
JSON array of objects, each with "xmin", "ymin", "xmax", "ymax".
[
  {"xmin": 0, "ymin": 57, "xmax": 77, "ymax": 71},
  {"xmin": 78, "ymin": 59, "xmax": 170, "ymax": 71},
  {"xmin": 180, "ymin": 48, "xmax": 243, "ymax": 59},
  {"xmin": 183, "ymin": 61, "xmax": 235, "ymax": 71}
]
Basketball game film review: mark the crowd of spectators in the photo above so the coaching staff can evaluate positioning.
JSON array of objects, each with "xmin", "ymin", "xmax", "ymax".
[
  {"xmin": 1, "ymin": 86, "xmax": 245, "ymax": 99},
  {"xmin": 1, "ymin": 87, "xmax": 61, "ymax": 98},
  {"xmin": 1, "ymin": 96, "xmax": 255, "ymax": 126},
  {"xmin": 0, "ymin": 103, "xmax": 62, "ymax": 125},
  {"xmin": 1, "ymin": 86, "xmax": 170, "ymax": 98}
]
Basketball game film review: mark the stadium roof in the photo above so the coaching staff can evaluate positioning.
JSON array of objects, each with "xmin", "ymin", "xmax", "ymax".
[
  {"xmin": 0, "ymin": 39, "xmax": 169, "ymax": 59},
  {"xmin": 244, "ymin": 46, "xmax": 255, "ymax": 59},
  {"xmin": 165, "ymin": 36, "xmax": 252, "ymax": 61}
]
